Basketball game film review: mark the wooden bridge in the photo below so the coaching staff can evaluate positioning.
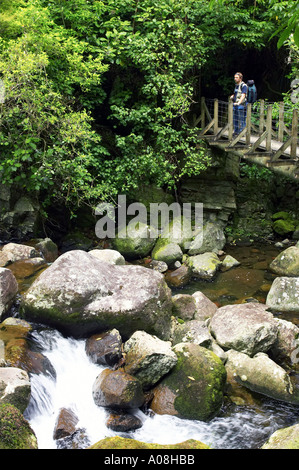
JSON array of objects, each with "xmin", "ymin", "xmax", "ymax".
[{"xmin": 195, "ymin": 98, "xmax": 299, "ymax": 181}]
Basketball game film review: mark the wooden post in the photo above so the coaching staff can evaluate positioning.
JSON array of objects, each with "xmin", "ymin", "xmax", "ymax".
[
  {"xmin": 214, "ymin": 99, "xmax": 218, "ymax": 135},
  {"xmin": 266, "ymin": 105, "xmax": 272, "ymax": 152},
  {"xmin": 228, "ymin": 100, "xmax": 233, "ymax": 140},
  {"xmin": 278, "ymin": 102, "xmax": 284, "ymax": 142},
  {"xmin": 291, "ymin": 108, "xmax": 298, "ymax": 159},
  {"xmin": 259, "ymin": 100, "xmax": 265, "ymax": 135},
  {"xmin": 246, "ymin": 103, "xmax": 251, "ymax": 145},
  {"xmin": 201, "ymin": 97, "xmax": 205, "ymax": 130}
]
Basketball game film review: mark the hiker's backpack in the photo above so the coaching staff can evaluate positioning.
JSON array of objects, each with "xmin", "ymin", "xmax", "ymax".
[{"xmin": 247, "ymin": 80, "xmax": 257, "ymax": 103}]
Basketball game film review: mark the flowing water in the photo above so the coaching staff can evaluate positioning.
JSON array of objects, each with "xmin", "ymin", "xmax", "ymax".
[
  {"xmin": 24, "ymin": 327, "xmax": 299, "ymax": 449},
  {"xmin": 6, "ymin": 242, "xmax": 299, "ymax": 449}
]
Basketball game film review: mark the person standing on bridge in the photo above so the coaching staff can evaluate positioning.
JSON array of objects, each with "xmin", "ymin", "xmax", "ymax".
[{"xmin": 230, "ymin": 72, "xmax": 248, "ymax": 136}]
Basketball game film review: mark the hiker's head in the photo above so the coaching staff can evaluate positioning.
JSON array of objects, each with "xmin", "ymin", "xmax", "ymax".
[{"xmin": 234, "ymin": 72, "xmax": 243, "ymax": 83}]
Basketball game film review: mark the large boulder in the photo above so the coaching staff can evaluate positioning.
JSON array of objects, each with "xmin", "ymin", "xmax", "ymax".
[
  {"xmin": 269, "ymin": 246, "xmax": 299, "ymax": 276},
  {"xmin": 266, "ymin": 277, "xmax": 299, "ymax": 313},
  {"xmin": 225, "ymin": 349, "xmax": 299, "ymax": 405},
  {"xmin": 209, "ymin": 303, "xmax": 278, "ymax": 356},
  {"xmin": 21, "ymin": 250, "xmax": 173, "ymax": 339},
  {"xmin": 123, "ymin": 331, "xmax": 177, "ymax": 389},
  {"xmin": 0, "ymin": 268, "xmax": 18, "ymax": 320},
  {"xmin": 150, "ymin": 342, "xmax": 227, "ymax": 422}
]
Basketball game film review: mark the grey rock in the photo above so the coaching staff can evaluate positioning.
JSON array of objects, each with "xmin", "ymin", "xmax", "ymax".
[
  {"xmin": 124, "ymin": 330, "xmax": 177, "ymax": 389},
  {"xmin": 225, "ymin": 349, "xmax": 299, "ymax": 405},
  {"xmin": 209, "ymin": 303, "xmax": 278, "ymax": 356},
  {"xmin": 266, "ymin": 277, "xmax": 299, "ymax": 313},
  {"xmin": 21, "ymin": 250, "xmax": 173, "ymax": 340},
  {"xmin": 0, "ymin": 268, "xmax": 18, "ymax": 319}
]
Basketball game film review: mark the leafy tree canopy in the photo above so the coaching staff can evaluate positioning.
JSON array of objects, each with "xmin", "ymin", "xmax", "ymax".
[{"xmin": 0, "ymin": 0, "xmax": 296, "ymax": 214}]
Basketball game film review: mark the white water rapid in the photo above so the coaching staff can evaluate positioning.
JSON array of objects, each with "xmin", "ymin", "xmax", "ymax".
[{"xmin": 24, "ymin": 328, "xmax": 299, "ymax": 450}]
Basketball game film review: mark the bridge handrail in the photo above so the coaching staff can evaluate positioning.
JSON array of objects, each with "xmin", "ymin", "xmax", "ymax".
[{"xmin": 197, "ymin": 97, "xmax": 298, "ymax": 160}]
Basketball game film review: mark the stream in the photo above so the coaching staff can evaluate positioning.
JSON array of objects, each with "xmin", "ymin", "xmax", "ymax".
[
  {"xmin": 6, "ymin": 242, "xmax": 299, "ymax": 449},
  {"xmin": 23, "ymin": 326, "xmax": 299, "ymax": 450}
]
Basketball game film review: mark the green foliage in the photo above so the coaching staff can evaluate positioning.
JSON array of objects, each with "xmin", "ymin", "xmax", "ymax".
[
  {"xmin": 0, "ymin": 0, "xmax": 295, "ymax": 215},
  {"xmin": 269, "ymin": 0, "xmax": 299, "ymax": 48},
  {"xmin": 0, "ymin": 1, "xmax": 110, "ymax": 209},
  {"xmin": 239, "ymin": 162, "xmax": 274, "ymax": 182}
]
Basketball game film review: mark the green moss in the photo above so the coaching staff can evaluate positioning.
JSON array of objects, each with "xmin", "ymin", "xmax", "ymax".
[
  {"xmin": 262, "ymin": 424, "xmax": 299, "ymax": 449},
  {"xmin": 111, "ymin": 223, "xmax": 157, "ymax": 259},
  {"xmin": 89, "ymin": 436, "xmax": 210, "ymax": 449},
  {"xmin": 272, "ymin": 211, "xmax": 292, "ymax": 220},
  {"xmin": 272, "ymin": 218, "xmax": 295, "ymax": 235},
  {"xmin": 0, "ymin": 404, "xmax": 37, "ymax": 449},
  {"xmin": 161, "ymin": 344, "xmax": 226, "ymax": 421},
  {"xmin": 271, "ymin": 211, "xmax": 298, "ymax": 235}
]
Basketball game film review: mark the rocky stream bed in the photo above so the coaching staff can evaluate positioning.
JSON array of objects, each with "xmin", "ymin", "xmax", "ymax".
[{"xmin": 0, "ymin": 233, "xmax": 299, "ymax": 450}]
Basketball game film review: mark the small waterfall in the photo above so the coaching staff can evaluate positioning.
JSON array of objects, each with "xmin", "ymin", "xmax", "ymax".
[
  {"xmin": 25, "ymin": 329, "xmax": 112, "ymax": 449},
  {"xmin": 25, "ymin": 328, "xmax": 299, "ymax": 449}
]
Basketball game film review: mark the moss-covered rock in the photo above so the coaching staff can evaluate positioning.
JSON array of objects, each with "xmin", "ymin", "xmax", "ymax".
[
  {"xmin": 35, "ymin": 237, "xmax": 58, "ymax": 262},
  {"xmin": 269, "ymin": 246, "xmax": 299, "ymax": 276},
  {"xmin": 186, "ymin": 252, "xmax": 222, "ymax": 279},
  {"xmin": 0, "ymin": 403, "xmax": 38, "ymax": 449},
  {"xmin": 0, "ymin": 317, "xmax": 52, "ymax": 375},
  {"xmin": 89, "ymin": 436, "xmax": 210, "ymax": 449},
  {"xmin": 151, "ymin": 238, "xmax": 183, "ymax": 268},
  {"xmin": 272, "ymin": 211, "xmax": 297, "ymax": 235},
  {"xmin": 261, "ymin": 423, "xmax": 299, "ymax": 449},
  {"xmin": 158, "ymin": 216, "xmax": 194, "ymax": 251},
  {"xmin": 273, "ymin": 218, "xmax": 295, "ymax": 235},
  {"xmin": 150, "ymin": 342, "xmax": 226, "ymax": 421},
  {"xmin": 0, "ymin": 367, "xmax": 31, "ymax": 413},
  {"xmin": 111, "ymin": 222, "xmax": 158, "ymax": 259},
  {"xmin": 188, "ymin": 221, "xmax": 226, "ymax": 255}
]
